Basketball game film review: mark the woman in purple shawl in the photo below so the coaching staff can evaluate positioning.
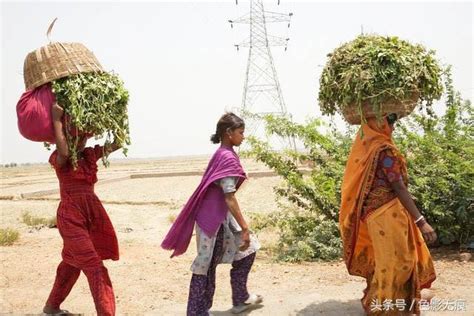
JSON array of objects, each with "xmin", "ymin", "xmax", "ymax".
[{"xmin": 162, "ymin": 113, "xmax": 262, "ymax": 315}]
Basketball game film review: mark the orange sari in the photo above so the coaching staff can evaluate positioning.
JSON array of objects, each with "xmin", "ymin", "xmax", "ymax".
[{"xmin": 339, "ymin": 118, "xmax": 436, "ymax": 315}]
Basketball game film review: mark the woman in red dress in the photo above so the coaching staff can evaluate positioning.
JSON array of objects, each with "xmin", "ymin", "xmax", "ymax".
[{"xmin": 43, "ymin": 103, "xmax": 121, "ymax": 316}]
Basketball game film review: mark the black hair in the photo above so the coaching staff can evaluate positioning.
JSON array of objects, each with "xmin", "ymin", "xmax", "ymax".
[
  {"xmin": 386, "ymin": 113, "xmax": 398, "ymax": 125},
  {"xmin": 210, "ymin": 112, "xmax": 245, "ymax": 144}
]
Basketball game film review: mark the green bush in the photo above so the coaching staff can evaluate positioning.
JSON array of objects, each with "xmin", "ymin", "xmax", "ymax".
[
  {"xmin": 274, "ymin": 208, "xmax": 342, "ymax": 262},
  {"xmin": 395, "ymin": 68, "xmax": 474, "ymax": 246},
  {"xmin": 246, "ymin": 116, "xmax": 352, "ymax": 261}
]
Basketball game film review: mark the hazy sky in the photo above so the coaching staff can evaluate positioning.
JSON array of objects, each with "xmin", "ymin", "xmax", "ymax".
[{"xmin": 1, "ymin": 0, "xmax": 472, "ymax": 164}]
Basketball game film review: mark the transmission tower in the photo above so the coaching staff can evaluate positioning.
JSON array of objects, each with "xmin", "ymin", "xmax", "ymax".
[{"xmin": 229, "ymin": 0, "xmax": 294, "ymax": 148}]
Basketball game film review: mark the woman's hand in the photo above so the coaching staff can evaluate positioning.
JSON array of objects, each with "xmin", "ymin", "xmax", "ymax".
[
  {"xmin": 51, "ymin": 103, "xmax": 64, "ymax": 120},
  {"xmin": 103, "ymin": 138, "xmax": 122, "ymax": 155},
  {"xmin": 239, "ymin": 228, "xmax": 250, "ymax": 251},
  {"xmin": 392, "ymin": 179, "xmax": 437, "ymax": 245},
  {"xmin": 419, "ymin": 222, "xmax": 437, "ymax": 244},
  {"xmin": 224, "ymin": 191, "xmax": 251, "ymax": 251}
]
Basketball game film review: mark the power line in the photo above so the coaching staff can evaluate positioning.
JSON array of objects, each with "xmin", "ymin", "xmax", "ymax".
[{"xmin": 229, "ymin": 0, "xmax": 295, "ymax": 150}]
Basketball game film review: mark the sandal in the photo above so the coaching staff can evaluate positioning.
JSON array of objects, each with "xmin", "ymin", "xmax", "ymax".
[{"xmin": 231, "ymin": 294, "xmax": 263, "ymax": 314}]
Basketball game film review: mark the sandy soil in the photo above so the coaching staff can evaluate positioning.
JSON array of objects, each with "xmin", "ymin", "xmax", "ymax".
[{"xmin": 1, "ymin": 157, "xmax": 473, "ymax": 315}]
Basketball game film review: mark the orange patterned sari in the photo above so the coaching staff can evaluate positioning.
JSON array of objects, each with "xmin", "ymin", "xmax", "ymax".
[{"xmin": 339, "ymin": 118, "xmax": 436, "ymax": 315}]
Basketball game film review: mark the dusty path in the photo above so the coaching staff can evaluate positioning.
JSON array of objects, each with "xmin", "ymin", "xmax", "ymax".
[{"xmin": 1, "ymin": 158, "xmax": 472, "ymax": 315}]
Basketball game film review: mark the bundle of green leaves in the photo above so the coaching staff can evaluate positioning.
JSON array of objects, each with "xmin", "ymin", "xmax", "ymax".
[
  {"xmin": 318, "ymin": 35, "xmax": 444, "ymax": 123},
  {"xmin": 51, "ymin": 72, "xmax": 130, "ymax": 167}
]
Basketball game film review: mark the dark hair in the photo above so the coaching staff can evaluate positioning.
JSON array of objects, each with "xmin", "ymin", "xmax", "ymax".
[
  {"xmin": 386, "ymin": 113, "xmax": 398, "ymax": 125},
  {"xmin": 210, "ymin": 112, "xmax": 245, "ymax": 144}
]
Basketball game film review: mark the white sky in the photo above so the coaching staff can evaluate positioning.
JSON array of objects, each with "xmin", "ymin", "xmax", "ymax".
[{"xmin": 1, "ymin": 0, "xmax": 472, "ymax": 164}]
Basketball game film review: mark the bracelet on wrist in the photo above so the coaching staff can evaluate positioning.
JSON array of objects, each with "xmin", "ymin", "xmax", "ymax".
[
  {"xmin": 414, "ymin": 215, "xmax": 424, "ymax": 224},
  {"xmin": 417, "ymin": 219, "xmax": 427, "ymax": 228},
  {"xmin": 415, "ymin": 216, "xmax": 427, "ymax": 228}
]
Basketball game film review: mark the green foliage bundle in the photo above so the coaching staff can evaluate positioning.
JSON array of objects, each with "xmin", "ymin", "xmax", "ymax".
[
  {"xmin": 247, "ymin": 68, "xmax": 472, "ymax": 261},
  {"xmin": 318, "ymin": 35, "xmax": 443, "ymax": 122},
  {"xmin": 51, "ymin": 72, "xmax": 130, "ymax": 167}
]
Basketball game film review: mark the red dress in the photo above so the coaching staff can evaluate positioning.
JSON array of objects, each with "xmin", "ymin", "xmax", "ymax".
[{"xmin": 49, "ymin": 145, "xmax": 119, "ymax": 267}]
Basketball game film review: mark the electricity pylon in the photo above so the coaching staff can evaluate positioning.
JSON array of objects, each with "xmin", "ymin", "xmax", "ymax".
[{"xmin": 229, "ymin": 0, "xmax": 295, "ymax": 150}]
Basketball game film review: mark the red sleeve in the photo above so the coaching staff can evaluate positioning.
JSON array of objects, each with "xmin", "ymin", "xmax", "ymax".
[
  {"xmin": 82, "ymin": 145, "xmax": 103, "ymax": 164},
  {"xmin": 48, "ymin": 150, "xmax": 58, "ymax": 168},
  {"xmin": 379, "ymin": 149, "xmax": 403, "ymax": 183}
]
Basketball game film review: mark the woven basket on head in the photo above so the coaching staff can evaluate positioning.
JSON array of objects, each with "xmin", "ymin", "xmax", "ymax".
[
  {"xmin": 23, "ymin": 42, "xmax": 103, "ymax": 90},
  {"xmin": 341, "ymin": 93, "xmax": 420, "ymax": 125},
  {"xmin": 23, "ymin": 19, "xmax": 103, "ymax": 90}
]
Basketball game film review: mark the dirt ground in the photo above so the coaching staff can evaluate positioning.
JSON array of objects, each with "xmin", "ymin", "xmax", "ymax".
[{"xmin": 1, "ymin": 157, "xmax": 473, "ymax": 315}]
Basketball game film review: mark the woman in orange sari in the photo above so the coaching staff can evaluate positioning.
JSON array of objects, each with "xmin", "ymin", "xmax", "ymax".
[{"xmin": 339, "ymin": 113, "xmax": 437, "ymax": 315}]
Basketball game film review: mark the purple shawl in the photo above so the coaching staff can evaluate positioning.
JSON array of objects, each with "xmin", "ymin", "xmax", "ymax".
[{"xmin": 161, "ymin": 146, "xmax": 246, "ymax": 257}]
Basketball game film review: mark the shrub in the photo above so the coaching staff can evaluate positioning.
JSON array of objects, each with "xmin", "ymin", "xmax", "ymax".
[
  {"xmin": 246, "ymin": 116, "xmax": 352, "ymax": 261},
  {"xmin": 395, "ymin": 67, "xmax": 473, "ymax": 246},
  {"xmin": 0, "ymin": 228, "xmax": 20, "ymax": 246},
  {"xmin": 21, "ymin": 212, "xmax": 57, "ymax": 229}
]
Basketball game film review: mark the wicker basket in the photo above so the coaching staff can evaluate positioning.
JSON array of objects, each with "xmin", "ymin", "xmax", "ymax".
[
  {"xmin": 23, "ymin": 42, "xmax": 103, "ymax": 90},
  {"xmin": 341, "ymin": 93, "xmax": 419, "ymax": 125}
]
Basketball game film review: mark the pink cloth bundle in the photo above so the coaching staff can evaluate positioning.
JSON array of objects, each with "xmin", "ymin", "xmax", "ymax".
[{"xmin": 16, "ymin": 83, "xmax": 56, "ymax": 143}]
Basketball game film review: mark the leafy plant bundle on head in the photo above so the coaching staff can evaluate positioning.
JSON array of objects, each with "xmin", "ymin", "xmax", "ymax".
[
  {"xmin": 51, "ymin": 72, "xmax": 130, "ymax": 168},
  {"xmin": 318, "ymin": 34, "xmax": 444, "ymax": 123}
]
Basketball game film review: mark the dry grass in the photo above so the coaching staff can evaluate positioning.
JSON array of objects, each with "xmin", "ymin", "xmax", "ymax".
[
  {"xmin": 0, "ymin": 228, "xmax": 20, "ymax": 246},
  {"xmin": 21, "ymin": 211, "xmax": 56, "ymax": 228},
  {"xmin": 167, "ymin": 213, "xmax": 177, "ymax": 223}
]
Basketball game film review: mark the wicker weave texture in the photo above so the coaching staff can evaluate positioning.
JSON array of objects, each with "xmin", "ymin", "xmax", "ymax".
[
  {"xmin": 23, "ymin": 42, "xmax": 103, "ymax": 90},
  {"xmin": 341, "ymin": 94, "xmax": 419, "ymax": 125}
]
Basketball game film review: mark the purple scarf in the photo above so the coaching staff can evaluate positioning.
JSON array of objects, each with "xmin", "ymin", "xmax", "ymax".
[{"xmin": 161, "ymin": 146, "xmax": 246, "ymax": 257}]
